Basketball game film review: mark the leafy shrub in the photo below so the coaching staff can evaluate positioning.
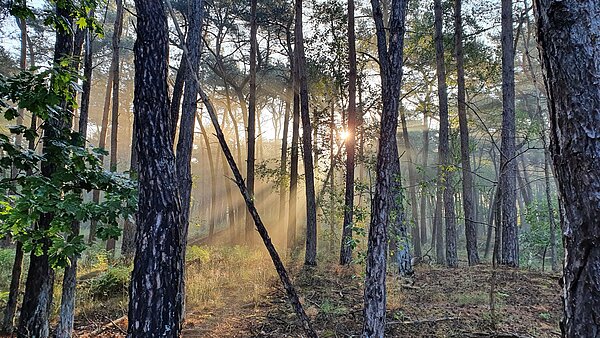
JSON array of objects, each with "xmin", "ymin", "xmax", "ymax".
[
  {"xmin": 187, "ymin": 245, "xmax": 210, "ymax": 264},
  {"xmin": 88, "ymin": 266, "xmax": 131, "ymax": 299}
]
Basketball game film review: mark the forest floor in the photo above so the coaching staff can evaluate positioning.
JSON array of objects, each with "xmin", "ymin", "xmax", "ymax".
[{"xmin": 75, "ymin": 248, "xmax": 562, "ymax": 338}]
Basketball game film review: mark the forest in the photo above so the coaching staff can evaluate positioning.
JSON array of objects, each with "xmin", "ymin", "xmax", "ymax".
[{"xmin": 0, "ymin": 0, "xmax": 598, "ymax": 337}]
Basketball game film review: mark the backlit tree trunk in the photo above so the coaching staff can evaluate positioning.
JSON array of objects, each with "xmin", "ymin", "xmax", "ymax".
[
  {"xmin": 500, "ymin": 0, "xmax": 518, "ymax": 267},
  {"xmin": 454, "ymin": 0, "xmax": 479, "ymax": 265},
  {"xmin": 340, "ymin": 0, "xmax": 357, "ymax": 265},
  {"xmin": 127, "ymin": 1, "xmax": 184, "ymax": 335},
  {"xmin": 535, "ymin": 0, "xmax": 600, "ymax": 335},
  {"xmin": 245, "ymin": 0, "xmax": 258, "ymax": 243},
  {"xmin": 363, "ymin": 0, "xmax": 409, "ymax": 334}
]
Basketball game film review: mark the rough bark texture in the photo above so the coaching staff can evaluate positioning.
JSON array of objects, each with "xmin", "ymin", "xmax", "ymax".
[
  {"xmin": 127, "ymin": 1, "xmax": 184, "ymax": 336},
  {"xmin": 363, "ymin": 0, "xmax": 409, "ymax": 335},
  {"xmin": 3, "ymin": 242, "xmax": 23, "ymax": 333},
  {"xmin": 294, "ymin": 0, "xmax": 318, "ymax": 266},
  {"xmin": 340, "ymin": 0, "xmax": 357, "ymax": 266},
  {"xmin": 454, "ymin": 0, "xmax": 479, "ymax": 266},
  {"xmin": 534, "ymin": 0, "xmax": 600, "ymax": 336},
  {"xmin": 500, "ymin": 0, "xmax": 518, "ymax": 267},
  {"xmin": 176, "ymin": 0, "xmax": 204, "ymax": 247},
  {"xmin": 245, "ymin": 0, "xmax": 257, "ymax": 243},
  {"xmin": 2, "ymin": 13, "xmax": 27, "ymax": 333},
  {"xmin": 432, "ymin": 0, "xmax": 452, "ymax": 265},
  {"xmin": 170, "ymin": 59, "xmax": 186, "ymax": 143},
  {"xmin": 18, "ymin": 4, "xmax": 74, "ymax": 337}
]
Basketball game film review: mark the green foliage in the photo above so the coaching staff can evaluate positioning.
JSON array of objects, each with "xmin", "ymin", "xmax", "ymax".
[
  {"xmin": 520, "ymin": 199, "xmax": 561, "ymax": 268},
  {"xmin": 0, "ymin": 66, "xmax": 136, "ymax": 268},
  {"xmin": 187, "ymin": 245, "xmax": 211, "ymax": 264},
  {"xmin": 87, "ymin": 265, "xmax": 131, "ymax": 299}
]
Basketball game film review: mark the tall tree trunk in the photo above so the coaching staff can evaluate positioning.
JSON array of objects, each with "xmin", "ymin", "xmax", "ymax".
[
  {"xmin": 120, "ymin": 119, "xmax": 138, "ymax": 259},
  {"xmin": 399, "ymin": 106, "xmax": 422, "ymax": 258},
  {"xmin": 500, "ymin": 0, "xmax": 518, "ymax": 267},
  {"xmin": 454, "ymin": 0, "xmax": 479, "ymax": 265},
  {"xmin": 196, "ymin": 114, "xmax": 216, "ymax": 237},
  {"xmin": 535, "ymin": 1, "xmax": 600, "ymax": 335},
  {"xmin": 432, "ymin": 0, "xmax": 452, "ymax": 265},
  {"xmin": 279, "ymin": 86, "xmax": 291, "ymax": 232},
  {"xmin": 246, "ymin": 0, "xmax": 258, "ymax": 243},
  {"xmin": 106, "ymin": 0, "xmax": 124, "ymax": 253},
  {"xmin": 127, "ymin": 1, "xmax": 184, "ymax": 335},
  {"xmin": 294, "ymin": 0, "xmax": 318, "ymax": 266},
  {"xmin": 363, "ymin": 0, "xmax": 409, "ymax": 334},
  {"xmin": 170, "ymin": 58, "xmax": 187, "ymax": 143},
  {"xmin": 2, "ymin": 11, "xmax": 28, "ymax": 333},
  {"xmin": 55, "ymin": 16, "xmax": 96, "ymax": 337},
  {"xmin": 419, "ymin": 110, "xmax": 430, "ymax": 245},
  {"xmin": 340, "ymin": 0, "xmax": 357, "ymax": 265},
  {"xmin": 287, "ymin": 65, "xmax": 300, "ymax": 251},
  {"xmin": 18, "ymin": 3, "xmax": 74, "ymax": 336},
  {"xmin": 177, "ymin": 0, "xmax": 204, "ymax": 247}
]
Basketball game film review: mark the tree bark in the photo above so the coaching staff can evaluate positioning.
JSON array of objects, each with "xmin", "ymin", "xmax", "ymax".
[
  {"xmin": 499, "ymin": 0, "xmax": 518, "ymax": 268},
  {"xmin": 419, "ymin": 110, "xmax": 430, "ymax": 245},
  {"xmin": 399, "ymin": 106, "xmax": 422, "ymax": 258},
  {"xmin": 454, "ymin": 0, "xmax": 479, "ymax": 265},
  {"xmin": 363, "ymin": 0, "xmax": 409, "ymax": 334},
  {"xmin": 106, "ymin": 0, "xmax": 124, "ymax": 253},
  {"xmin": 245, "ymin": 0, "xmax": 258, "ymax": 243},
  {"xmin": 432, "ymin": 0, "xmax": 453, "ymax": 265},
  {"xmin": 18, "ymin": 3, "xmax": 74, "ymax": 336},
  {"xmin": 294, "ymin": 0, "xmax": 318, "ymax": 266},
  {"xmin": 534, "ymin": 0, "xmax": 600, "ymax": 335},
  {"xmin": 127, "ymin": 1, "xmax": 184, "ymax": 335},
  {"xmin": 340, "ymin": 0, "xmax": 357, "ymax": 265}
]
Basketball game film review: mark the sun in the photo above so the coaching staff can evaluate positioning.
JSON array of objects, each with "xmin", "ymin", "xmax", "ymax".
[{"xmin": 340, "ymin": 130, "xmax": 350, "ymax": 140}]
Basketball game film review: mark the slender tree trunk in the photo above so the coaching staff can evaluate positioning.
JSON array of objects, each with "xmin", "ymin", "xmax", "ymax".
[
  {"xmin": 127, "ymin": 1, "xmax": 184, "ymax": 336},
  {"xmin": 454, "ymin": 0, "xmax": 479, "ymax": 265},
  {"xmin": 18, "ymin": 3, "xmax": 74, "ymax": 336},
  {"xmin": 106, "ymin": 0, "xmax": 124, "ymax": 253},
  {"xmin": 245, "ymin": 0, "xmax": 258, "ymax": 243},
  {"xmin": 340, "ymin": 0, "xmax": 357, "ymax": 265},
  {"xmin": 196, "ymin": 114, "xmax": 216, "ymax": 237},
  {"xmin": 2, "ymin": 11, "xmax": 28, "ymax": 333},
  {"xmin": 170, "ymin": 58, "xmax": 187, "ymax": 143},
  {"xmin": 399, "ymin": 106, "xmax": 422, "ymax": 258},
  {"xmin": 55, "ymin": 16, "xmax": 96, "ymax": 337},
  {"xmin": 294, "ymin": 0, "xmax": 318, "ymax": 266},
  {"xmin": 432, "ymin": 0, "xmax": 452, "ymax": 265},
  {"xmin": 484, "ymin": 185, "xmax": 499, "ymax": 259},
  {"xmin": 500, "ymin": 0, "xmax": 518, "ymax": 267},
  {"xmin": 363, "ymin": 0, "xmax": 409, "ymax": 334},
  {"xmin": 419, "ymin": 110, "xmax": 430, "ymax": 245},
  {"xmin": 287, "ymin": 64, "xmax": 300, "ymax": 252},
  {"xmin": 279, "ymin": 86, "xmax": 291, "ymax": 233},
  {"xmin": 535, "ymin": 1, "xmax": 600, "ymax": 335},
  {"xmin": 121, "ymin": 120, "xmax": 138, "ymax": 259}
]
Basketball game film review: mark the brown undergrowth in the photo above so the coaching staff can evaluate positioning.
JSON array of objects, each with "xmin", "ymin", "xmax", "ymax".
[{"xmin": 72, "ymin": 249, "xmax": 561, "ymax": 337}]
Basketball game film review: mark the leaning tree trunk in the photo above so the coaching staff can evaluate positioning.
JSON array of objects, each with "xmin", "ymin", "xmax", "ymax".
[
  {"xmin": 340, "ymin": 0, "xmax": 357, "ymax": 265},
  {"xmin": 499, "ymin": 0, "xmax": 518, "ymax": 267},
  {"xmin": 127, "ymin": 1, "xmax": 184, "ymax": 335},
  {"xmin": 454, "ymin": 0, "xmax": 479, "ymax": 266},
  {"xmin": 363, "ymin": 0, "xmax": 409, "ymax": 335},
  {"xmin": 535, "ymin": 0, "xmax": 600, "ymax": 336},
  {"xmin": 294, "ymin": 0, "xmax": 318, "ymax": 266}
]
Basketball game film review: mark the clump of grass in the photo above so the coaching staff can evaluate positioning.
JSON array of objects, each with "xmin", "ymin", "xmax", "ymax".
[
  {"xmin": 185, "ymin": 245, "xmax": 275, "ymax": 309},
  {"xmin": 86, "ymin": 266, "xmax": 131, "ymax": 299}
]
